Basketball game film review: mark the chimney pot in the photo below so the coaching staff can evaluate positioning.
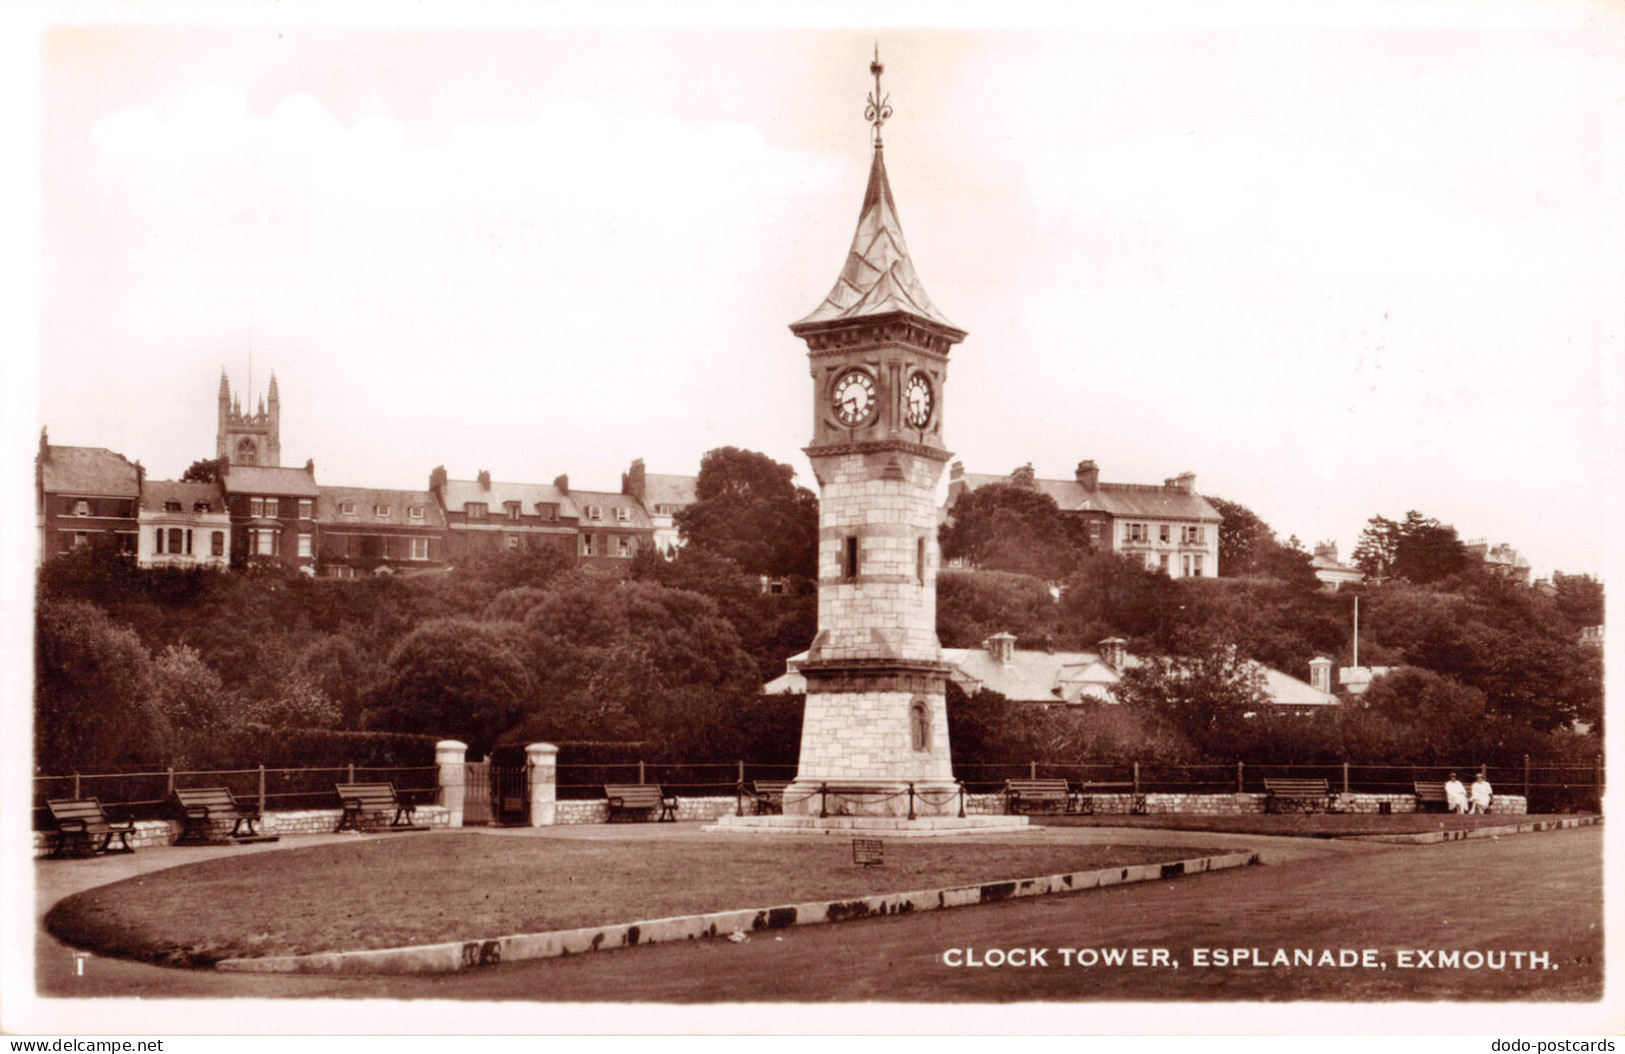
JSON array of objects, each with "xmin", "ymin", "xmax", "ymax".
[
  {"xmin": 477, "ymin": 470, "xmax": 491, "ymax": 489},
  {"xmin": 1075, "ymin": 460, "xmax": 1099, "ymax": 489}
]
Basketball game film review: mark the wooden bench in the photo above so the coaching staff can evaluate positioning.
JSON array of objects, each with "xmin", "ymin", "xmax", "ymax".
[
  {"xmin": 604, "ymin": 784, "xmax": 677, "ymax": 823},
  {"xmin": 1004, "ymin": 778, "xmax": 1072, "ymax": 815},
  {"xmin": 1264, "ymin": 778, "xmax": 1335, "ymax": 814},
  {"xmin": 46, "ymin": 798, "xmax": 136, "ymax": 858},
  {"xmin": 335, "ymin": 782, "xmax": 428, "ymax": 832},
  {"xmin": 1414, "ymin": 782, "xmax": 1451, "ymax": 813},
  {"xmin": 173, "ymin": 787, "xmax": 276, "ymax": 845},
  {"xmin": 748, "ymin": 780, "xmax": 791, "ymax": 815},
  {"xmin": 1072, "ymin": 780, "xmax": 1138, "ymax": 815}
]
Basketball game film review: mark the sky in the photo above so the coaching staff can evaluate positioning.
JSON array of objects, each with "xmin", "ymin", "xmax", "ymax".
[{"xmin": 17, "ymin": 2, "xmax": 1625, "ymax": 582}]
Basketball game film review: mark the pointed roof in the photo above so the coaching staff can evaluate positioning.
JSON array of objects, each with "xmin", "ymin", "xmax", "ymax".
[{"xmin": 793, "ymin": 144, "xmax": 962, "ymax": 336}]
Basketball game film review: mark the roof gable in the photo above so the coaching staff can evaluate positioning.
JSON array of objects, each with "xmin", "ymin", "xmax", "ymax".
[{"xmin": 40, "ymin": 446, "xmax": 140, "ymax": 497}]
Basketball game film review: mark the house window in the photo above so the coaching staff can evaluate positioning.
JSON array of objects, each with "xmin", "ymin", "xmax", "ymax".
[
  {"xmin": 586, "ymin": 505, "xmax": 603, "ymax": 522},
  {"xmin": 1192, "ymin": 554, "xmax": 1204, "ymax": 577},
  {"xmin": 465, "ymin": 503, "xmax": 487, "ymax": 520},
  {"xmin": 616, "ymin": 536, "xmax": 632, "ymax": 557},
  {"xmin": 614, "ymin": 506, "xmax": 629, "ymax": 523},
  {"xmin": 1182, "ymin": 525, "xmax": 1206, "ymax": 545},
  {"xmin": 165, "ymin": 500, "xmax": 182, "ymax": 513},
  {"xmin": 1126, "ymin": 523, "xmax": 1148, "ymax": 543},
  {"xmin": 410, "ymin": 537, "xmax": 428, "ymax": 560},
  {"xmin": 265, "ymin": 498, "xmax": 279, "ymax": 518},
  {"xmin": 75, "ymin": 500, "xmax": 90, "ymax": 517},
  {"xmin": 254, "ymin": 529, "xmax": 275, "ymax": 556},
  {"xmin": 409, "ymin": 506, "xmax": 425, "ymax": 521},
  {"xmin": 73, "ymin": 531, "xmax": 89, "ymax": 548},
  {"xmin": 536, "ymin": 504, "xmax": 556, "ymax": 521},
  {"xmin": 168, "ymin": 527, "xmax": 184, "ymax": 554},
  {"xmin": 581, "ymin": 534, "xmax": 595, "ymax": 556},
  {"xmin": 507, "ymin": 535, "xmax": 520, "ymax": 550},
  {"xmin": 1159, "ymin": 524, "xmax": 1170, "ymax": 543},
  {"xmin": 375, "ymin": 504, "xmax": 390, "ymax": 518},
  {"xmin": 1159, "ymin": 554, "xmax": 1170, "ymax": 574},
  {"xmin": 843, "ymin": 536, "xmax": 859, "ymax": 580},
  {"xmin": 910, "ymin": 699, "xmax": 931, "ymax": 752},
  {"xmin": 505, "ymin": 502, "xmax": 521, "ymax": 520},
  {"xmin": 194, "ymin": 500, "xmax": 212, "ymax": 513},
  {"xmin": 249, "ymin": 498, "xmax": 264, "ymax": 518},
  {"xmin": 299, "ymin": 499, "xmax": 314, "ymax": 519},
  {"xmin": 340, "ymin": 502, "xmax": 357, "ymax": 515},
  {"xmin": 154, "ymin": 528, "xmax": 164, "ymax": 554},
  {"xmin": 297, "ymin": 533, "xmax": 312, "ymax": 558},
  {"xmin": 211, "ymin": 531, "xmax": 225, "ymax": 557}
]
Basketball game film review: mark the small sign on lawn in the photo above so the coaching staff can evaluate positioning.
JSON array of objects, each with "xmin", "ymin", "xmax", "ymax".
[{"xmin": 852, "ymin": 837, "xmax": 884, "ymax": 867}]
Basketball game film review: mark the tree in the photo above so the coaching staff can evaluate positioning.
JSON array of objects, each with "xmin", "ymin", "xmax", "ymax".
[
  {"xmin": 1551, "ymin": 572, "xmax": 1604, "ymax": 629},
  {"xmin": 675, "ymin": 447, "xmax": 818, "ymax": 578},
  {"xmin": 35, "ymin": 599, "xmax": 167, "ymax": 772},
  {"xmin": 936, "ymin": 570, "xmax": 1061, "ymax": 650},
  {"xmin": 1351, "ymin": 515, "xmax": 1401, "ymax": 578},
  {"xmin": 1058, "ymin": 552, "xmax": 1182, "ymax": 640},
  {"xmin": 1109, "ymin": 632, "xmax": 1273, "ymax": 759},
  {"xmin": 367, "ymin": 619, "xmax": 533, "ymax": 753},
  {"xmin": 1353, "ymin": 511, "xmax": 1468, "ymax": 583},
  {"xmin": 939, "ymin": 483, "xmax": 1085, "ymax": 579},
  {"xmin": 181, "ymin": 457, "xmax": 228, "ymax": 483},
  {"xmin": 1207, "ymin": 496, "xmax": 1274, "ymax": 576}
]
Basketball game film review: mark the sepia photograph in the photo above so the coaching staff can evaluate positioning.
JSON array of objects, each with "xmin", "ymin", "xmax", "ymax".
[{"xmin": 3, "ymin": 0, "xmax": 1619, "ymax": 1038}]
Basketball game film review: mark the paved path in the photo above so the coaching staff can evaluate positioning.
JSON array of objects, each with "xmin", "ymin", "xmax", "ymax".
[{"xmin": 26, "ymin": 821, "xmax": 1600, "ymax": 1007}]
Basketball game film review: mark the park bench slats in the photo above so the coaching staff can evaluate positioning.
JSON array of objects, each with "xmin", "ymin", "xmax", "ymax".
[
  {"xmin": 47, "ymin": 798, "xmax": 135, "ymax": 858},
  {"xmin": 336, "ymin": 782, "xmax": 428, "ymax": 833},
  {"xmin": 173, "ymin": 787, "xmax": 277, "ymax": 845},
  {"xmin": 1263, "ymin": 778, "xmax": 1336, "ymax": 814},
  {"xmin": 1004, "ymin": 778, "xmax": 1071, "ymax": 815},
  {"xmin": 748, "ymin": 780, "xmax": 790, "ymax": 815},
  {"xmin": 1414, "ymin": 782, "xmax": 1452, "ymax": 812},
  {"xmin": 604, "ymin": 784, "xmax": 677, "ymax": 823}
]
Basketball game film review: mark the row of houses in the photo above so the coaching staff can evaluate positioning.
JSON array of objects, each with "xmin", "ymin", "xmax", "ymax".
[{"xmin": 36, "ymin": 428, "xmax": 697, "ymax": 578}]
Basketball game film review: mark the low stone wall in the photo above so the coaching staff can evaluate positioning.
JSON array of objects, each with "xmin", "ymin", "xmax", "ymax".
[
  {"xmin": 554, "ymin": 795, "xmax": 741, "ymax": 825},
  {"xmin": 33, "ymin": 805, "xmax": 452, "ymax": 858},
  {"xmin": 968, "ymin": 791, "xmax": 1529, "ymax": 818}
]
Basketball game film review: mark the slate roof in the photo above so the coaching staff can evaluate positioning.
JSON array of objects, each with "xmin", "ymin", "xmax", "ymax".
[
  {"xmin": 317, "ymin": 486, "xmax": 446, "ymax": 528},
  {"xmin": 440, "ymin": 479, "xmax": 578, "ymax": 519},
  {"xmin": 139, "ymin": 480, "xmax": 225, "ymax": 513},
  {"xmin": 639, "ymin": 473, "xmax": 698, "ymax": 510},
  {"xmin": 572, "ymin": 489, "xmax": 654, "ymax": 529},
  {"xmin": 955, "ymin": 470, "xmax": 1220, "ymax": 523},
  {"xmin": 39, "ymin": 446, "xmax": 140, "ymax": 497},
  {"xmin": 222, "ymin": 465, "xmax": 320, "ymax": 498},
  {"xmin": 765, "ymin": 645, "xmax": 1335, "ymax": 708},
  {"xmin": 792, "ymin": 144, "xmax": 961, "ymax": 334}
]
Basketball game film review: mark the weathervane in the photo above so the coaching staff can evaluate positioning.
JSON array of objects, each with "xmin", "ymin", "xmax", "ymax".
[{"xmin": 865, "ymin": 44, "xmax": 892, "ymax": 145}]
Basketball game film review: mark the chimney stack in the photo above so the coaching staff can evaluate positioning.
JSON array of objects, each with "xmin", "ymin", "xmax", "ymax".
[
  {"xmin": 1099, "ymin": 637, "xmax": 1127, "ymax": 670},
  {"xmin": 477, "ymin": 470, "xmax": 491, "ymax": 490},
  {"xmin": 985, "ymin": 632, "xmax": 1016, "ymax": 666},
  {"xmin": 1075, "ymin": 459, "xmax": 1099, "ymax": 490},
  {"xmin": 1163, "ymin": 471, "xmax": 1196, "ymax": 495},
  {"xmin": 624, "ymin": 459, "xmax": 646, "ymax": 501},
  {"xmin": 1010, "ymin": 463, "xmax": 1036, "ymax": 490},
  {"xmin": 429, "ymin": 465, "xmax": 447, "ymax": 495},
  {"xmin": 553, "ymin": 474, "xmax": 568, "ymax": 494},
  {"xmin": 304, "ymin": 458, "xmax": 315, "ymax": 477}
]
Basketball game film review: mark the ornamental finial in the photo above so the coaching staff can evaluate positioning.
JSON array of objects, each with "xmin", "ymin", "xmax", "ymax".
[{"xmin": 865, "ymin": 43, "xmax": 892, "ymax": 146}]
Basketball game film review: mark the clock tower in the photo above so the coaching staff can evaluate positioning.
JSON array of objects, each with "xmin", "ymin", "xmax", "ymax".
[{"xmin": 784, "ymin": 52, "xmax": 968, "ymax": 817}]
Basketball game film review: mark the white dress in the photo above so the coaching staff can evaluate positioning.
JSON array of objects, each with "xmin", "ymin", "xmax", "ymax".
[
  {"xmin": 1470, "ymin": 780, "xmax": 1493, "ymax": 812},
  {"xmin": 1444, "ymin": 779, "xmax": 1469, "ymax": 812}
]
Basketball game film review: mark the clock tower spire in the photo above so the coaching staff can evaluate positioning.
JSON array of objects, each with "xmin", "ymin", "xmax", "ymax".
[{"xmin": 783, "ymin": 51, "xmax": 969, "ymax": 817}]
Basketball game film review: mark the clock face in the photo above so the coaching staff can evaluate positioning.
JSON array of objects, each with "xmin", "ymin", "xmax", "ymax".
[
  {"xmin": 831, "ymin": 370, "xmax": 877, "ymax": 426},
  {"xmin": 904, "ymin": 374, "xmax": 933, "ymax": 428}
]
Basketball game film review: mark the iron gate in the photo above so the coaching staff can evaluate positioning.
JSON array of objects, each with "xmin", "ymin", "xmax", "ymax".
[
  {"xmin": 462, "ymin": 762, "xmax": 530, "ymax": 826},
  {"xmin": 464, "ymin": 761, "xmax": 493, "ymax": 825}
]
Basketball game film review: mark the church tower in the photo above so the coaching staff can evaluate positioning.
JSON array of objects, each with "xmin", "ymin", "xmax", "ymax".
[
  {"xmin": 216, "ymin": 370, "xmax": 281, "ymax": 467},
  {"xmin": 785, "ymin": 52, "xmax": 968, "ymax": 816}
]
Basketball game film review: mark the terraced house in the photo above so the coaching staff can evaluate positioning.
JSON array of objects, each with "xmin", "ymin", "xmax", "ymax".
[
  {"xmin": 315, "ymin": 485, "xmax": 447, "ymax": 577},
  {"xmin": 220, "ymin": 461, "xmax": 320, "ymax": 572},
  {"xmin": 429, "ymin": 467, "xmax": 579, "ymax": 562},
  {"xmin": 36, "ymin": 431, "xmax": 142, "ymax": 559},
  {"xmin": 137, "ymin": 480, "xmax": 231, "ymax": 570},
  {"xmin": 947, "ymin": 459, "xmax": 1222, "ymax": 578}
]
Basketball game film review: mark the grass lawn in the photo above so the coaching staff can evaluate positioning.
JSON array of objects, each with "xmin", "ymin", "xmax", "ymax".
[
  {"xmin": 1042, "ymin": 811, "xmax": 1590, "ymax": 837},
  {"xmin": 45, "ymin": 833, "xmax": 1230, "ymax": 967}
]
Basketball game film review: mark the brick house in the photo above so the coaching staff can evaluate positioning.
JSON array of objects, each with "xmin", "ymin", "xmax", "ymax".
[
  {"xmin": 621, "ymin": 458, "xmax": 697, "ymax": 558},
  {"xmin": 315, "ymin": 485, "xmax": 447, "ymax": 577},
  {"xmin": 136, "ymin": 480, "xmax": 231, "ymax": 570},
  {"xmin": 569, "ymin": 487, "xmax": 656, "ymax": 567},
  {"xmin": 36, "ymin": 430, "xmax": 142, "ymax": 561},
  {"xmin": 220, "ymin": 461, "xmax": 321, "ymax": 571},
  {"xmin": 430, "ymin": 467, "xmax": 579, "ymax": 562},
  {"xmin": 947, "ymin": 459, "xmax": 1222, "ymax": 578}
]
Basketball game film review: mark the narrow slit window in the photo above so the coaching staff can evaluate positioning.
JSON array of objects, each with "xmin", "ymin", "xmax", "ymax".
[{"xmin": 843, "ymin": 536, "xmax": 859, "ymax": 580}]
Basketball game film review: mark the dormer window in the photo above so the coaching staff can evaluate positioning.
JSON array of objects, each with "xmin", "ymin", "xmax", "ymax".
[
  {"xmin": 194, "ymin": 501, "xmax": 212, "ymax": 513},
  {"xmin": 165, "ymin": 501, "xmax": 182, "ymax": 513},
  {"xmin": 466, "ymin": 503, "xmax": 487, "ymax": 520},
  {"xmin": 536, "ymin": 504, "xmax": 557, "ymax": 521},
  {"xmin": 587, "ymin": 505, "xmax": 603, "ymax": 522},
  {"xmin": 374, "ymin": 504, "xmax": 390, "ymax": 518},
  {"xmin": 409, "ymin": 506, "xmax": 425, "ymax": 521},
  {"xmin": 614, "ymin": 506, "xmax": 630, "ymax": 523},
  {"xmin": 340, "ymin": 501, "xmax": 357, "ymax": 515},
  {"xmin": 505, "ymin": 502, "xmax": 521, "ymax": 520}
]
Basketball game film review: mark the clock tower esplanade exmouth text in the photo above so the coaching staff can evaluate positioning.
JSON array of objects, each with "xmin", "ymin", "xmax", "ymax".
[{"xmin": 715, "ymin": 52, "xmax": 1029, "ymax": 832}]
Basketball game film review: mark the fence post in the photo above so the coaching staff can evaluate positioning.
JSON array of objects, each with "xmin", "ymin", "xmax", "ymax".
[
  {"xmin": 525, "ymin": 743, "xmax": 559, "ymax": 827},
  {"xmin": 1524, "ymin": 754, "xmax": 1530, "ymax": 799},
  {"xmin": 1132, "ymin": 762, "xmax": 1140, "ymax": 795},
  {"xmin": 436, "ymin": 740, "xmax": 468, "ymax": 828},
  {"xmin": 347, "ymin": 762, "xmax": 355, "ymax": 783},
  {"xmin": 1343, "ymin": 761, "xmax": 1350, "ymax": 796},
  {"xmin": 1030, "ymin": 760, "xmax": 1037, "ymax": 780},
  {"xmin": 1236, "ymin": 761, "xmax": 1244, "ymax": 793},
  {"xmin": 73, "ymin": 773, "xmax": 80, "ymax": 799},
  {"xmin": 738, "ymin": 759, "xmax": 745, "ymax": 786},
  {"xmin": 257, "ymin": 764, "xmax": 266, "ymax": 816},
  {"xmin": 166, "ymin": 766, "xmax": 175, "ymax": 797},
  {"xmin": 639, "ymin": 760, "xmax": 646, "ymax": 785}
]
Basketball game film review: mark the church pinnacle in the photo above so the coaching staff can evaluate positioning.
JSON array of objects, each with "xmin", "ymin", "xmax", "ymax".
[{"xmin": 792, "ymin": 49, "xmax": 961, "ymax": 335}]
